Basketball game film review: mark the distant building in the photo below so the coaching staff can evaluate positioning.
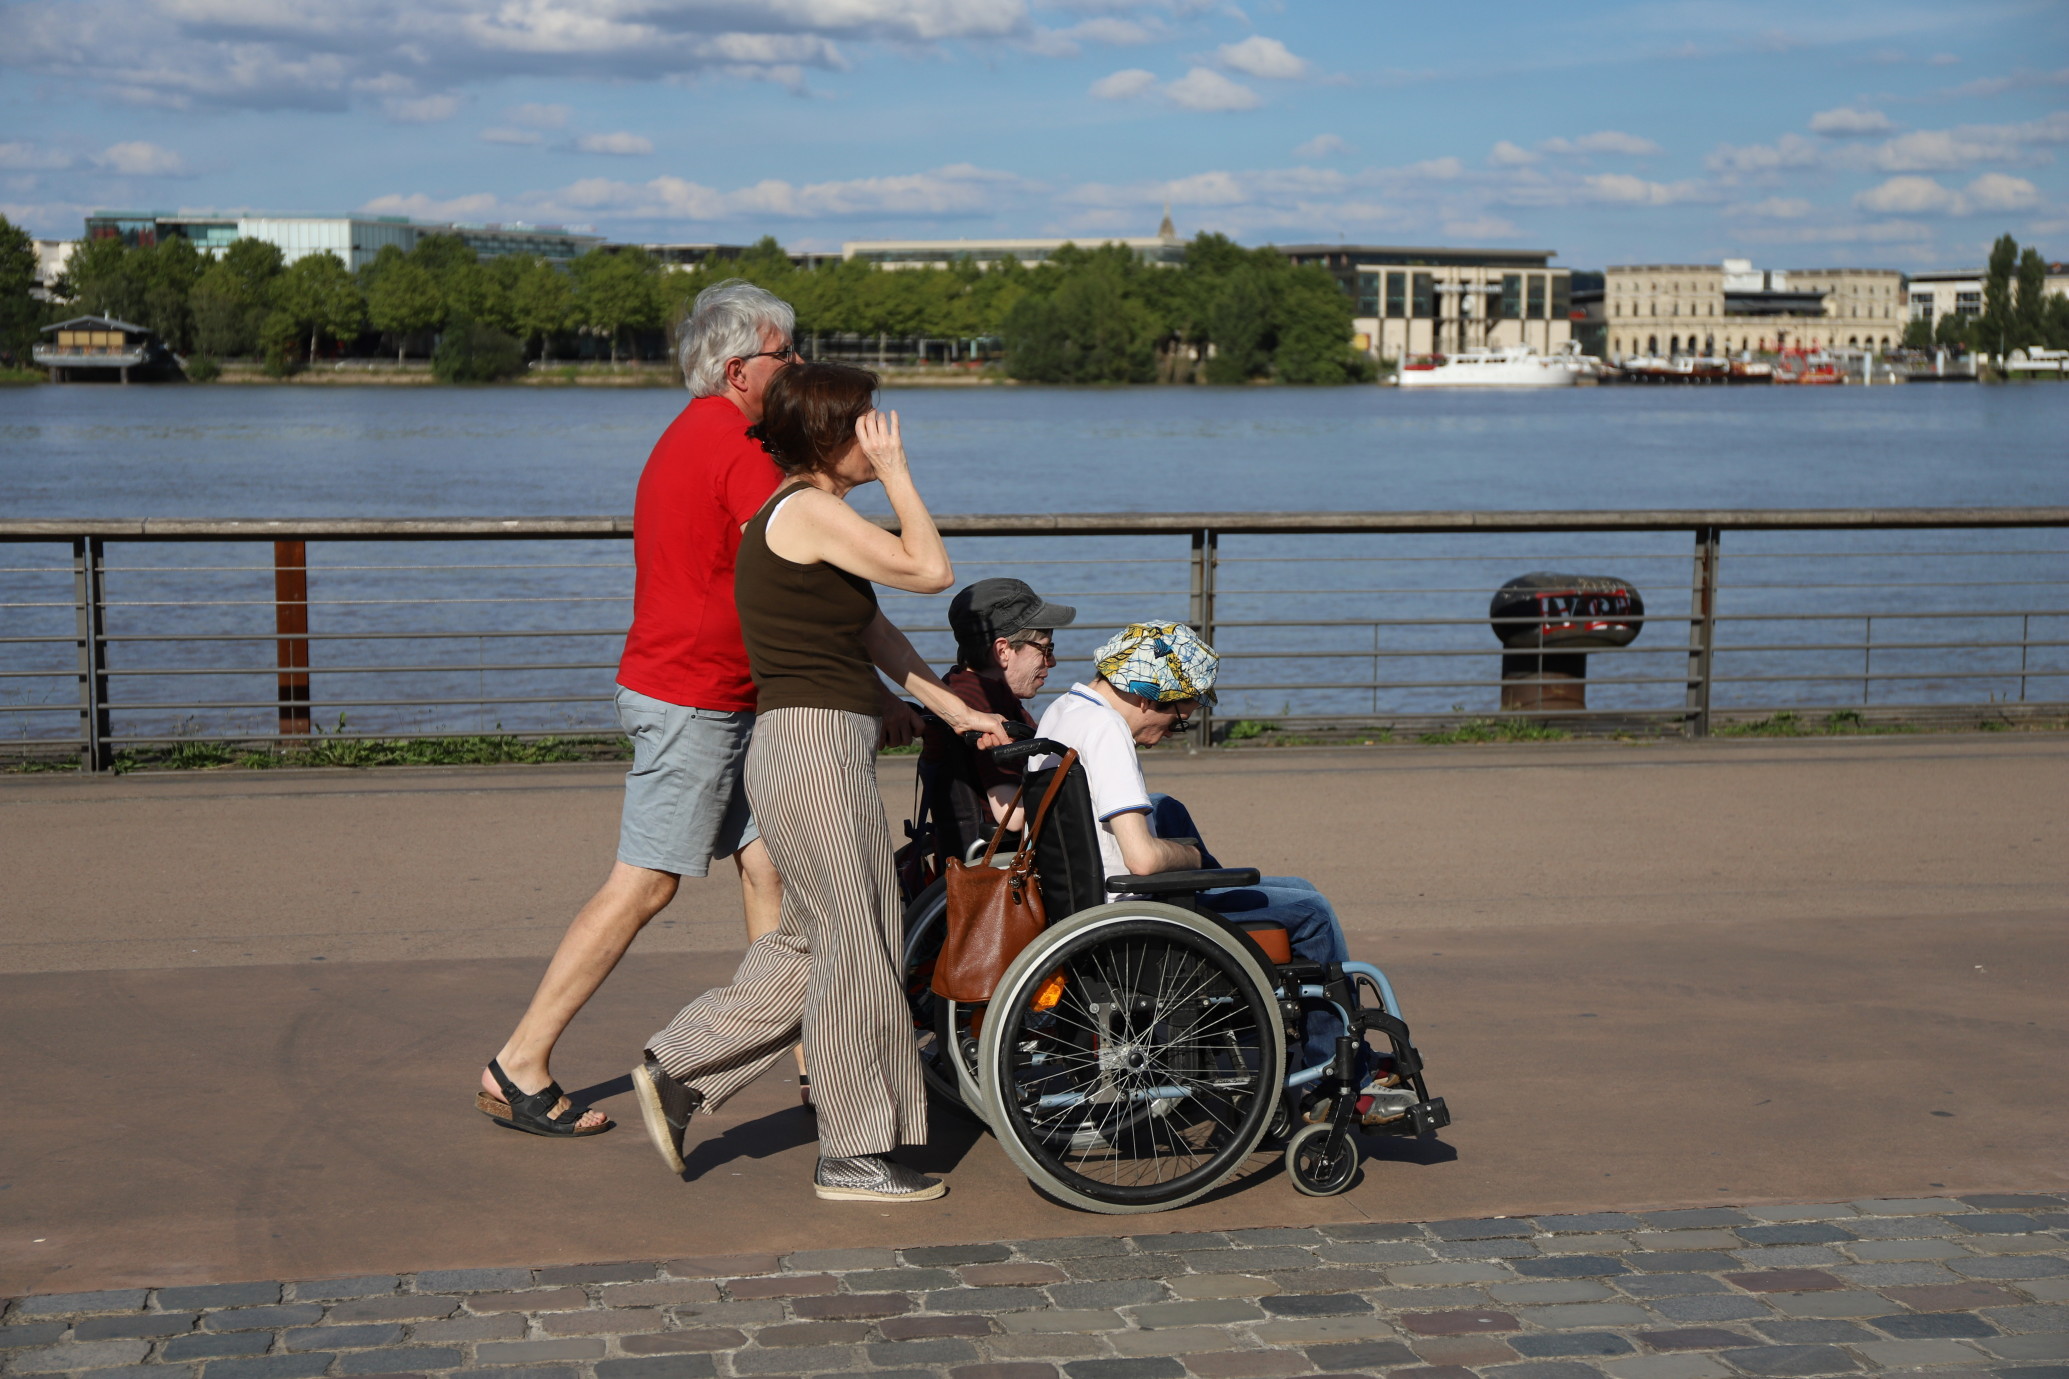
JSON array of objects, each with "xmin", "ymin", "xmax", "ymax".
[
  {"xmin": 1604, "ymin": 259, "xmax": 1903, "ymax": 359},
  {"xmin": 1904, "ymin": 264, "xmax": 2069, "ymax": 333},
  {"xmin": 82, "ymin": 213, "xmax": 603, "ymax": 272},
  {"xmin": 1274, "ymin": 245, "xmax": 1574, "ymax": 360},
  {"xmin": 31, "ymin": 240, "xmax": 76, "ymax": 300},
  {"xmin": 632, "ymin": 243, "xmax": 747, "ymax": 267},
  {"xmin": 842, "ymin": 212, "xmax": 1185, "ymax": 270},
  {"xmin": 33, "ymin": 315, "xmax": 175, "ymax": 383}
]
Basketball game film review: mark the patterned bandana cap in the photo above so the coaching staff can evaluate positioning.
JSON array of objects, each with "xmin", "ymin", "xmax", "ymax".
[{"xmin": 1093, "ymin": 621, "xmax": 1218, "ymax": 706}]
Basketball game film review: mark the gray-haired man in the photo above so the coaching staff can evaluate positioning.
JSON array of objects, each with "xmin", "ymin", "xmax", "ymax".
[{"xmin": 479, "ymin": 280, "xmax": 821, "ymax": 1136}]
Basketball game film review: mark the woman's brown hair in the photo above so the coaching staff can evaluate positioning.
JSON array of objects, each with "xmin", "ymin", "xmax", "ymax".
[{"xmin": 747, "ymin": 362, "xmax": 880, "ymax": 477}]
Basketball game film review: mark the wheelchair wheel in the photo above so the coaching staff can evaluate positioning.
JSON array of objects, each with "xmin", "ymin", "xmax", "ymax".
[
  {"xmin": 1285, "ymin": 1122, "xmax": 1359, "ymax": 1197},
  {"xmin": 978, "ymin": 904, "xmax": 1285, "ymax": 1215},
  {"xmin": 900, "ymin": 879, "xmax": 969, "ymax": 1113}
]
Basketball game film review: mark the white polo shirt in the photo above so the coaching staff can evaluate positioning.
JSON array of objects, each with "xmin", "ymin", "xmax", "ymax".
[{"xmin": 1031, "ymin": 683, "xmax": 1153, "ymax": 894}]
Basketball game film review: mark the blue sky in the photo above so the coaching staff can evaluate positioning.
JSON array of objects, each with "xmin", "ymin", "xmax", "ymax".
[{"xmin": 4, "ymin": 0, "xmax": 2065, "ymax": 270}]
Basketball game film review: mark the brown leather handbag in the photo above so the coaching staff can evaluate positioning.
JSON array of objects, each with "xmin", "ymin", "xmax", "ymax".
[{"xmin": 932, "ymin": 750, "xmax": 1078, "ymax": 1004}]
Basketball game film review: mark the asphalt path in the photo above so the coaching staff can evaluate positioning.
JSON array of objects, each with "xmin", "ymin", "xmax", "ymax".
[{"xmin": 1, "ymin": 736, "xmax": 2063, "ymax": 1297}]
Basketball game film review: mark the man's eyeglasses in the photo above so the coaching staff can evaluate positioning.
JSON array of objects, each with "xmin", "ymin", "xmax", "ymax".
[
  {"xmin": 1012, "ymin": 639, "xmax": 1057, "ymax": 663},
  {"xmin": 735, "ymin": 345, "xmax": 800, "ymax": 365}
]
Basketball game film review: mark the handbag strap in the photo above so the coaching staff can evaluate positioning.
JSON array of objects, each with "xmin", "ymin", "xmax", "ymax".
[
  {"xmin": 1012, "ymin": 749, "xmax": 1079, "ymax": 868},
  {"xmin": 975, "ymin": 772, "xmax": 1032, "ymax": 867}
]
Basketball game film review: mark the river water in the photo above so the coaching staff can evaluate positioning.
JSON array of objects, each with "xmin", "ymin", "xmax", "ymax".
[{"xmin": 3, "ymin": 382, "xmax": 2065, "ymax": 743}]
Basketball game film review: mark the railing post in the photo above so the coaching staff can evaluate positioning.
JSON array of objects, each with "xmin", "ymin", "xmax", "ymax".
[
  {"xmin": 1684, "ymin": 525, "xmax": 1719, "ymax": 738},
  {"xmin": 274, "ymin": 540, "xmax": 311, "ymax": 736},
  {"xmin": 72, "ymin": 536, "xmax": 111, "ymax": 772},
  {"xmin": 1188, "ymin": 527, "xmax": 1218, "ymax": 748}
]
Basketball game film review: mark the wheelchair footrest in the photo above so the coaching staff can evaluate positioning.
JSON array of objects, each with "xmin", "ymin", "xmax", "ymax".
[{"xmin": 1366, "ymin": 1095, "xmax": 1450, "ymax": 1138}]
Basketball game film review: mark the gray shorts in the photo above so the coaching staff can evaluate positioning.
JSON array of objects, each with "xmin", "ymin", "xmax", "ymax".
[{"xmin": 614, "ymin": 686, "xmax": 760, "ymax": 879}]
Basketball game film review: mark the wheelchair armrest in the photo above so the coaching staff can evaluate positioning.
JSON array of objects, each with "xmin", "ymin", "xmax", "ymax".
[{"xmin": 1106, "ymin": 867, "xmax": 1260, "ymax": 895}]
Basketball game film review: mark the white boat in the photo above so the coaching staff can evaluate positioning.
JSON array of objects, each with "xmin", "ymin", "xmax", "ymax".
[{"xmin": 1396, "ymin": 343, "xmax": 1579, "ymax": 388}]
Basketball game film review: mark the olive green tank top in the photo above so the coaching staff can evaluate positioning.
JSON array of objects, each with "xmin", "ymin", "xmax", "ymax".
[{"xmin": 734, "ymin": 481, "xmax": 884, "ymax": 717}]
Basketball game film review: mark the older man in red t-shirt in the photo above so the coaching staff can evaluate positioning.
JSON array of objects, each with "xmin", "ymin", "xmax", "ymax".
[{"xmin": 479, "ymin": 281, "xmax": 811, "ymax": 1136}]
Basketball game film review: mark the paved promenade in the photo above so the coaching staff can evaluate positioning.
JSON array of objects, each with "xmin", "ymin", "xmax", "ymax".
[
  {"xmin": 2, "ymin": 734, "xmax": 2064, "ymax": 1373},
  {"xmin": 5, "ymin": 1198, "xmax": 2066, "ymax": 1379}
]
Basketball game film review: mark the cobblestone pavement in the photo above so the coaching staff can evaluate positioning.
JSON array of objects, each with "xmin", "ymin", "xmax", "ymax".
[{"xmin": 6, "ymin": 1197, "xmax": 2065, "ymax": 1379}]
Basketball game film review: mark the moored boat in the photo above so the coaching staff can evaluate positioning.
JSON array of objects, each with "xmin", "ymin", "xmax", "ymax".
[{"xmin": 1396, "ymin": 344, "xmax": 1579, "ymax": 389}]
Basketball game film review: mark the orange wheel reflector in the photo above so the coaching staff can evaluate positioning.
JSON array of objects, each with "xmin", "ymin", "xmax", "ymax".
[{"xmin": 1033, "ymin": 972, "xmax": 1068, "ymax": 1010}]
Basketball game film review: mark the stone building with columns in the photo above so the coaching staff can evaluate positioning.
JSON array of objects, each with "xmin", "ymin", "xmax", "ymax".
[
  {"xmin": 1604, "ymin": 259, "xmax": 1904, "ymax": 360},
  {"xmin": 1280, "ymin": 245, "xmax": 1574, "ymax": 361}
]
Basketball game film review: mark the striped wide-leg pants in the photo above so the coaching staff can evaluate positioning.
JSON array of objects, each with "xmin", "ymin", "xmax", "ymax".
[{"xmin": 645, "ymin": 707, "xmax": 927, "ymax": 1158}]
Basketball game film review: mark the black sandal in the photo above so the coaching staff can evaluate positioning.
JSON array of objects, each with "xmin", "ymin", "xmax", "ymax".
[{"xmin": 477, "ymin": 1058, "xmax": 613, "ymax": 1137}]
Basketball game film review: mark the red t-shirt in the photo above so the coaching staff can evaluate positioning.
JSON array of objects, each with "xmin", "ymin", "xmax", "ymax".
[{"xmin": 616, "ymin": 396, "xmax": 783, "ymax": 711}]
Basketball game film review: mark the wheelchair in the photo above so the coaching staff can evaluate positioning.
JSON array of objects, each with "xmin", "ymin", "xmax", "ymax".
[{"xmin": 896, "ymin": 723, "xmax": 1449, "ymax": 1214}]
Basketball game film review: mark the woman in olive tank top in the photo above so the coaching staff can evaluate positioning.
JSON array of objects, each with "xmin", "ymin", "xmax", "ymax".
[{"xmin": 634, "ymin": 362, "xmax": 1008, "ymax": 1205}]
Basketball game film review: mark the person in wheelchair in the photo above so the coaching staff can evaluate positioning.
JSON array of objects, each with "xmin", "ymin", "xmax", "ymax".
[
  {"xmin": 913, "ymin": 578, "xmax": 1074, "ymax": 872},
  {"xmin": 1027, "ymin": 620, "xmax": 1390, "ymax": 1122}
]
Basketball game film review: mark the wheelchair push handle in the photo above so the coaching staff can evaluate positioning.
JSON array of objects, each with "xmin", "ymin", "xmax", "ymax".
[{"xmin": 905, "ymin": 701, "xmax": 1044, "ymax": 753}]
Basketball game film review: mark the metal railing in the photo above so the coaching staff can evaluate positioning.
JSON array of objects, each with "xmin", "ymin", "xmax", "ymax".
[{"xmin": 2, "ymin": 508, "xmax": 2065, "ymax": 770}]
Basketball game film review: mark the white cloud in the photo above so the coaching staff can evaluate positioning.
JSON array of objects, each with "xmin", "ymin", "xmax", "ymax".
[
  {"xmin": 1727, "ymin": 197, "xmax": 1813, "ymax": 219},
  {"xmin": 1705, "ymin": 133, "xmax": 1821, "ymax": 176},
  {"xmin": 1966, "ymin": 172, "xmax": 2040, "ymax": 212},
  {"xmin": 359, "ymin": 190, "xmax": 507, "ymax": 221},
  {"xmin": 1402, "ymin": 157, "xmax": 1462, "ymax": 180},
  {"xmin": 1541, "ymin": 130, "xmax": 1661, "ymax": 156},
  {"xmin": 1065, "ymin": 16, "xmax": 1157, "ymax": 44},
  {"xmin": 1854, "ymin": 175, "xmax": 1963, "ymax": 214},
  {"xmin": 364, "ymin": 161, "xmax": 1032, "ymax": 227},
  {"xmin": 480, "ymin": 127, "xmax": 544, "ymax": 145},
  {"xmin": 1214, "ymin": 35, "xmax": 1305, "ymax": 80},
  {"xmin": 1929, "ymin": 53, "xmax": 1959, "ymax": 66},
  {"xmin": 508, "ymin": 102, "xmax": 569, "ymax": 128},
  {"xmin": 0, "ymin": 0, "xmax": 1025, "ymax": 111},
  {"xmin": 94, "ymin": 141, "xmax": 186, "ymax": 175},
  {"xmin": 1581, "ymin": 172, "xmax": 1706, "ymax": 205},
  {"xmin": 0, "ymin": 142, "xmax": 73, "ymax": 171},
  {"xmin": 1848, "ymin": 171, "xmax": 2041, "ymax": 217},
  {"xmin": 1809, "ymin": 106, "xmax": 1894, "ymax": 137},
  {"xmin": 385, "ymin": 94, "xmax": 460, "ymax": 123},
  {"xmin": 1163, "ymin": 66, "xmax": 1260, "ymax": 111},
  {"xmin": 1865, "ymin": 129, "xmax": 2015, "ymax": 172},
  {"xmin": 1488, "ymin": 140, "xmax": 1538, "ymax": 167},
  {"xmin": 1089, "ymin": 67, "xmax": 1157, "ymax": 100},
  {"xmin": 576, "ymin": 132, "xmax": 654, "ymax": 155},
  {"xmin": 1855, "ymin": 112, "xmax": 2069, "ymax": 174},
  {"xmin": 1294, "ymin": 134, "xmax": 1350, "ymax": 160},
  {"xmin": 1443, "ymin": 215, "xmax": 1519, "ymax": 239}
]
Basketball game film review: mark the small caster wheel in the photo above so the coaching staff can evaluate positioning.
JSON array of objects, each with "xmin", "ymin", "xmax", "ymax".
[{"xmin": 1285, "ymin": 1121, "xmax": 1359, "ymax": 1197}]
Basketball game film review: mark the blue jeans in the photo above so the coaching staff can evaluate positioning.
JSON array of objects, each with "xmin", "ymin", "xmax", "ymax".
[{"xmin": 1147, "ymin": 795, "xmax": 1358, "ymax": 1078}]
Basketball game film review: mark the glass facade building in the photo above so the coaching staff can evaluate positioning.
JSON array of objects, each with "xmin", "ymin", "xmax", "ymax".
[{"xmin": 83, "ymin": 213, "xmax": 601, "ymax": 271}]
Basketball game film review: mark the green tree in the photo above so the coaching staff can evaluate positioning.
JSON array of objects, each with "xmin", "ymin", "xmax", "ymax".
[
  {"xmin": 1004, "ymin": 250, "xmax": 1161, "ymax": 384},
  {"xmin": 2013, "ymin": 247, "xmax": 2049, "ymax": 350},
  {"xmin": 510, "ymin": 259, "xmax": 575, "ymax": 361},
  {"xmin": 60, "ymin": 235, "xmax": 142, "ymax": 321},
  {"xmin": 274, "ymin": 251, "xmax": 365, "ymax": 361},
  {"xmin": 140, "ymin": 234, "xmax": 204, "ymax": 353},
  {"xmin": 190, "ymin": 261, "xmax": 261, "ymax": 358},
  {"xmin": 365, "ymin": 256, "xmax": 442, "ymax": 363},
  {"xmin": 432, "ymin": 317, "xmax": 525, "ymax": 382},
  {"xmin": 1203, "ymin": 265, "xmax": 1275, "ymax": 384},
  {"xmin": 222, "ymin": 237, "xmax": 286, "ymax": 292},
  {"xmin": 573, "ymin": 248, "xmax": 660, "ymax": 364},
  {"xmin": 1980, "ymin": 233, "xmax": 2018, "ymax": 360},
  {"xmin": 0, "ymin": 215, "xmax": 37, "ymax": 368},
  {"xmin": 1272, "ymin": 264, "xmax": 1367, "ymax": 384}
]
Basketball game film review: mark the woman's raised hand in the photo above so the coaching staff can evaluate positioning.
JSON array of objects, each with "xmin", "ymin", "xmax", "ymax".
[{"xmin": 856, "ymin": 409, "xmax": 907, "ymax": 478}]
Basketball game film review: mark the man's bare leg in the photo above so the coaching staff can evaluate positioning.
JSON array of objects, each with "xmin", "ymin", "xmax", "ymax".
[
  {"xmin": 484, "ymin": 861, "xmax": 680, "ymax": 1128},
  {"xmin": 733, "ymin": 838, "xmax": 804, "ymax": 1076}
]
